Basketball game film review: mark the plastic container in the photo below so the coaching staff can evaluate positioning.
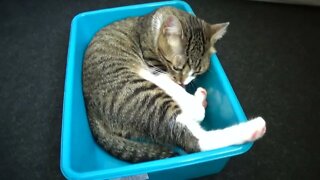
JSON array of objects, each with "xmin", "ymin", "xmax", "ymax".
[{"xmin": 61, "ymin": 1, "xmax": 253, "ymax": 179}]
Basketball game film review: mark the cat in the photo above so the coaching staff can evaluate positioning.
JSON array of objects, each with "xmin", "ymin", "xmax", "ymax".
[{"xmin": 82, "ymin": 7, "xmax": 266, "ymax": 163}]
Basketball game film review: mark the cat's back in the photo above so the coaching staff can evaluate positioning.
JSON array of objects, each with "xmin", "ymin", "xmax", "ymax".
[
  {"xmin": 85, "ymin": 17, "xmax": 141, "ymax": 62},
  {"xmin": 83, "ymin": 17, "xmax": 143, "ymax": 94}
]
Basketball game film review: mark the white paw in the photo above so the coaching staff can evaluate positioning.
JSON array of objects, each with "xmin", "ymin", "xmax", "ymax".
[
  {"xmin": 194, "ymin": 87, "xmax": 207, "ymax": 108},
  {"xmin": 178, "ymin": 93, "xmax": 205, "ymax": 123},
  {"xmin": 235, "ymin": 117, "xmax": 266, "ymax": 143},
  {"xmin": 192, "ymin": 87, "xmax": 207, "ymax": 123},
  {"xmin": 198, "ymin": 117, "xmax": 266, "ymax": 151},
  {"xmin": 245, "ymin": 117, "xmax": 266, "ymax": 141}
]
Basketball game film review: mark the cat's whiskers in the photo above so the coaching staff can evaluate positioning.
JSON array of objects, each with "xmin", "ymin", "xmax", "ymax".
[
  {"xmin": 189, "ymin": 80, "xmax": 197, "ymax": 91},
  {"xmin": 203, "ymin": 68, "xmax": 213, "ymax": 75}
]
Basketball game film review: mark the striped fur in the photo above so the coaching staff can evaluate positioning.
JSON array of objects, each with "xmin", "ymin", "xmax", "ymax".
[{"xmin": 82, "ymin": 7, "xmax": 227, "ymax": 162}]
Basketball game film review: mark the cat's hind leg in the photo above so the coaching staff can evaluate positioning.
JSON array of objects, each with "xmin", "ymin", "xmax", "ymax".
[
  {"xmin": 88, "ymin": 114, "xmax": 178, "ymax": 163},
  {"xmin": 176, "ymin": 115, "xmax": 266, "ymax": 152}
]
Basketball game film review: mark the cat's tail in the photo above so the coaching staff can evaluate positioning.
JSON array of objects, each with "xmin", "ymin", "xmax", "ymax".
[{"xmin": 95, "ymin": 132, "xmax": 178, "ymax": 163}]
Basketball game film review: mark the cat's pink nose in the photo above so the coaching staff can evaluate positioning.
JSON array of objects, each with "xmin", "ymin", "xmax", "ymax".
[{"xmin": 178, "ymin": 82, "xmax": 185, "ymax": 88}]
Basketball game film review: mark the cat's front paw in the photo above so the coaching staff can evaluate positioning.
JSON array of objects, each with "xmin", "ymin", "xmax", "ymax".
[
  {"xmin": 192, "ymin": 87, "xmax": 207, "ymax": 123},
  {"xmin": 192, "ymin": 102, "xmax": 206, "ymax": 123},
  {"xmin": 177, "ymin": 87, "xmax": 206, "ymax": 123},
  {"xmin": 179, "ymin": 94, "xmax": 205, "ymax": 123},
  {"xmin": 194, "ymin": 87, "xmax": 207, "ymax": 108}
]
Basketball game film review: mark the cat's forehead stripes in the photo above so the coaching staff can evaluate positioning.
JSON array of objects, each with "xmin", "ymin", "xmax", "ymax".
[{"xmin": 184, "ymin": 16, "xmax": 206, "ymax": 69}]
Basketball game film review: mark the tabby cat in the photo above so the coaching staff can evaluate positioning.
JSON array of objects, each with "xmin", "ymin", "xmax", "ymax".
[{"xmin": 83, "ymin": 7, "xmax": 266, "ymax": 163}]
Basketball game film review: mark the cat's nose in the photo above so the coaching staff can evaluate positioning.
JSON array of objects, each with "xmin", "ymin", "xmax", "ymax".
[{"xmin": 177, "ymin": 82, "xmax": 185, "ymax": 88}]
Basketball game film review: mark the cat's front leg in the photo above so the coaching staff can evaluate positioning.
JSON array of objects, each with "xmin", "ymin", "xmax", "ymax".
[
  {"xmin": 177, "ymin": 88, "xmax": 207, "ymax": 123},
  {"xmin": 192, "ymin": 87, "xmax": 208, "ymax": 123},
  {"xmin": 178, "ymin": 92, "xmax": 206, "ymax": 123},
  {"xmin": 151, "ymin": 77, "xmax": 206, "ymax": 123},
  {"xmin": 194, "ymin": 87, "xmax": 207, "ymax": 108},
  {"xmin": 138, "ymin": 68, "xmax": 206, "ymax": 123}
]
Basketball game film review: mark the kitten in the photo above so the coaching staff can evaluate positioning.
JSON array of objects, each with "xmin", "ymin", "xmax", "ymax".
[{"xmin": 82, "ymin": 7, "xmax": 266, "ymax": 163}]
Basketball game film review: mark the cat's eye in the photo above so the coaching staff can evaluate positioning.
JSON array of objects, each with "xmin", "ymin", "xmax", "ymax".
[
  {"xmin": 192, "ymin": 70, "xmax": 201, "ymax": 76},
  {"xmin": 172, "ymin": 66, "xmax": 182, "ymax": 71}
]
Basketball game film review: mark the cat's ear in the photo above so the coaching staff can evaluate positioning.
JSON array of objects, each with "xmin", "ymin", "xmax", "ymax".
[
  {"xmin": 210, "ymin": 22, "xmax": 229, "ymax": 43},
  {"xmin": 158, "ymin": 16, "xmax": 183, "ymax": 62},
  {"xmin": 162, "ymin": 15, "xmax": 182, "ymax": 37}
]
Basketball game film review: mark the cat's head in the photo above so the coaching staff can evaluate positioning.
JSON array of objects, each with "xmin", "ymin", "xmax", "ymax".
[{"xmin": 157, "ymin": 14, "xmax": 229, "ymax": 85}]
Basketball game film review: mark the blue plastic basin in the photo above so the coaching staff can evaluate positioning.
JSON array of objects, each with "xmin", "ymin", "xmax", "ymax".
[{"xmin": 61, "ymin": 1, "xmax": 252, "ymax": 179}]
